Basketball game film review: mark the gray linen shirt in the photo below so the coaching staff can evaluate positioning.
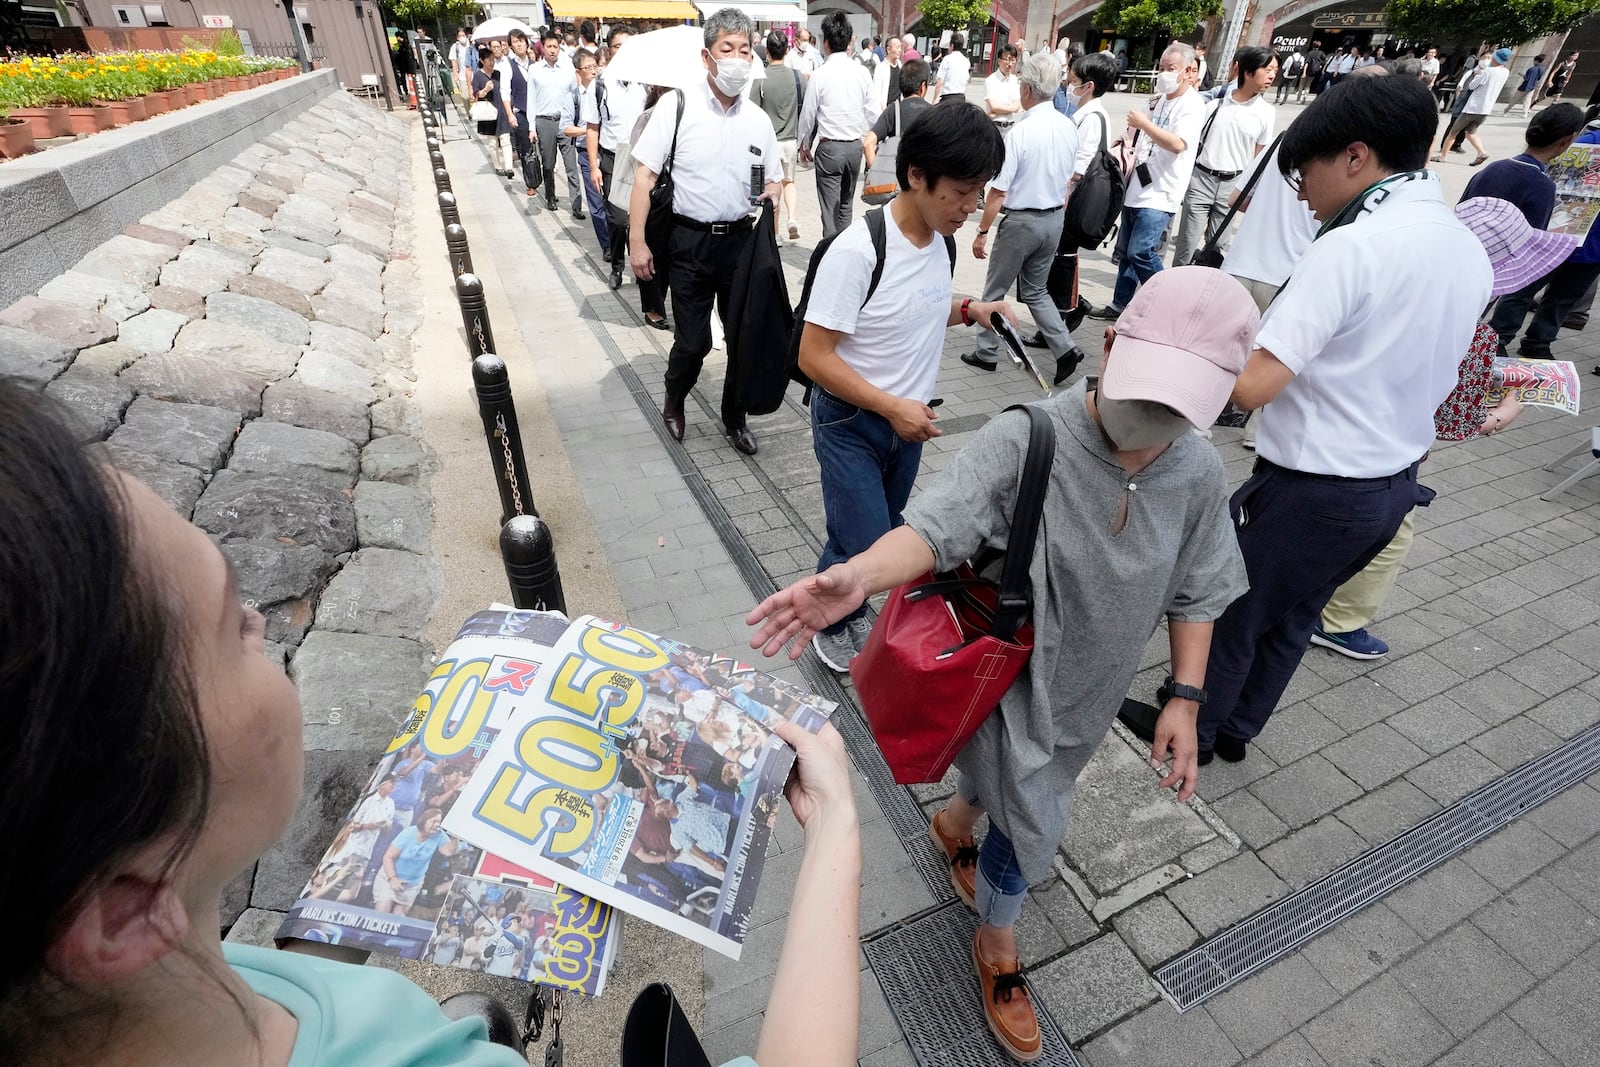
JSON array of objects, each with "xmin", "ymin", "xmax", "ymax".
[{"xmin": 901, "ymin": 386, "xmax": 1248, "ymax": 882}]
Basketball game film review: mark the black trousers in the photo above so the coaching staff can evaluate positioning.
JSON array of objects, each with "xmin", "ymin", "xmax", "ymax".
[
  {"xmin": 599, "ymin": 146, "xmax": 668, "ymax": 318},
  {"xmin": 1489, "ymin": 257, "xmax": 1600, "ymax": 357},
  {"xmin": 663, "ymin": 225, "xmax": 750, "ymax": 431},
  {"xmin": 511, "ymin": 109, "xmax": 539, "ymax": 190},
  {"xmin": 1198, "ymin": 459, "xmax": 1423, "ymax": 750}
]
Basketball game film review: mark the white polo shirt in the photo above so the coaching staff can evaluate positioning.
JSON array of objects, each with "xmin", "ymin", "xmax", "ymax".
[
  {"xmin": 1123, "ymin": 88, "xmax": 1207, "ymax": 215},
  {"xmin": 1221, "ymin": 144, "xmax": 1318, "ymax": 287},
  {"xmin": 632, "ymin": 81, "xmax": 781, "ymax": 224},
  {"xmin": 989, "ymin": 101, "xmax": 1078, "ymax": 210},
  {"xmin": 798, "ymin": 51, "xmax": 875, "ymax": 147},
  {"xmin": 1463, "ymin": 63, "xmax": 1511, "ymax": 115},
  {"xmin": 936, "ymin": 50, "xmax": 971, "ymax": 95},
  {"xmin": 1195, "ymin": 93, "xmax": 1275, "ymax": 175},
  {"xmin": 1254, "ymin": 177, "xmax": 1493, "ymax": 478},
  {"xmin": 984, "ymin": 71, "xmax": 1020, "ymax": 118},
  {"xmin": 584, "ymin": 72, "xmax": 647, "ymax": 152}
]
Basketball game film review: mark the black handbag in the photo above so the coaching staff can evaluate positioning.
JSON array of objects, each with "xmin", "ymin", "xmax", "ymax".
[
  {"xmin": 1191, "ymin": 132, "xmax": 1284, "ymax": 269},
  {"xmin": 644, "ymin": 90, "xmax": 687, "ymax": 257},
  {"xmin": 620, "ymin": 983, "xmax": 712, "ymax": 1067}
]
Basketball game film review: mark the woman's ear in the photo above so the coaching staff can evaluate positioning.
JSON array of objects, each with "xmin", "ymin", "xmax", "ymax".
[
  {"xmin": 1101, "ymin": 325, "xmax": 1117, "ymax": 373},
  {"xmin": 47, "ymin": 874, "xmax": 188, "ymax": 987}
]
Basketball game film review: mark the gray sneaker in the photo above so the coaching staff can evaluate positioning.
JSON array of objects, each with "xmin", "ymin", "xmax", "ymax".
[
  {"xmin": 812, "ymin": 629, "xmax": 857, "ymax": 672},
  {"xmin": 845, "ymin": 615, "xmax": 875, "ymax": 653}
]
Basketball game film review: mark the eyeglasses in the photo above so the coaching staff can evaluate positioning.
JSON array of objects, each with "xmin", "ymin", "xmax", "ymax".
[{"xmin": 1286, "ymin": 168, "xmax": 1304, "ymax": 193}]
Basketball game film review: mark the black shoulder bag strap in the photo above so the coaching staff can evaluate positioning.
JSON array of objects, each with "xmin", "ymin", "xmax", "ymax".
[
  {"xmin": 905, "ymin": 405, "xmax": 1056, "ymax": 644},
  {"xmin": 1193, "ymin": 131, "xmax": 1284, "ymax": 263}
]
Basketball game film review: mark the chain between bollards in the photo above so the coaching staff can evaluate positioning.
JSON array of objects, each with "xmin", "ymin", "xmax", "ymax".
[
  {"xmin": 473, "ymin": 354, "xmax": 535, "ymax": 523},
  {"xmin": 500, "ymin": 516, "xmax": 566, "ymax": 614},
  {"xmin": 455, "ymin": 273, "xmax": 496, "ymax": 357},
  {"xmin": 445, "ymin": 223, "xmax": 475, "ymax": 277}
]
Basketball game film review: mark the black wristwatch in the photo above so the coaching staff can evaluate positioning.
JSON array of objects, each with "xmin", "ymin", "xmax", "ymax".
[{"xmin": 1157, "ymin": 675, "xmax": 1207, "ymax": 706}]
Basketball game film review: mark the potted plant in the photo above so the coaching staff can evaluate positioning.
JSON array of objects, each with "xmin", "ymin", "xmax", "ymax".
[
  {"xmin": 1, "ymin": 58, "xmax": 71, "ymax": 138},
  {"xmin": 49, "ymin": 67, "xmax": 113, "ymax": 134},
  {"xmin": 0, "ymin": 108, "xmax": 37, "ymax": 158}
]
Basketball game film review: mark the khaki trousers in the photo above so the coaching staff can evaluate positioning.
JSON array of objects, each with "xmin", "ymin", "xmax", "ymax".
[{"xmin": 1320, "ymin": 512, "xmax": 1416, "ymax": 633}]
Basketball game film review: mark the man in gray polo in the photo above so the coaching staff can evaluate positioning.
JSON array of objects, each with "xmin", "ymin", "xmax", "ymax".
[{"xmin": 964, "ymin": 53, "xmax": 1087, "ymax": 384}]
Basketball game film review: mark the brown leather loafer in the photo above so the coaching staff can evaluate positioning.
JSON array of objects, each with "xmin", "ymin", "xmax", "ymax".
[
  {"xmin": 973, "ymin": 934, "xmax": 1042, "ymax": 1062},
  {"xmin": 929, "ymin": 808, "xmax": 978, "ymax": 909},
  {"xmin": 662, "ymin": 401, "xmax": 685, "ymax": 442},
  {"xmin": 728, "ymin": 426, "xmax": 758, "ymax": 455}
]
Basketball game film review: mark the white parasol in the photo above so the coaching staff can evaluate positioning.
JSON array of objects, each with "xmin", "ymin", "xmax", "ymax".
[
  {"xmin": 601, "ymin": 23, "xmax": 765, "ymax": 90},
  {"xmin": 471, "ymin": 17, "xmax": 534, "ymax": 42}
]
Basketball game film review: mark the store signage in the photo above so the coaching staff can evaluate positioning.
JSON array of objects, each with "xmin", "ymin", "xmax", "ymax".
[
  {"xmin": 1310, "ymin": 11, "xmax": 1388, "ymax": 29},
  {"xmin": 202, "ymin": 14, "xmax": 233, "ymax": 26}
]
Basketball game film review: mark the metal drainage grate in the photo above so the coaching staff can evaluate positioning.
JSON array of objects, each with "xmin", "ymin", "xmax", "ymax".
[
  {"xmin": 1157, "ymin": 720, "xmax": 1600, "ymax": 1011},
  {"xmin": 864, "ymin": 901, "xmax": 1082, "ymax": 1067},
  {"xmin": 484, "ymin": 144, "xmax": 960, "ymax": 908}
]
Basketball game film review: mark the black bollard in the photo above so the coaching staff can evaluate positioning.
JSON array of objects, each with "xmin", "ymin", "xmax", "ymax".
[
  {"xmin": 438, "ymin": 190, "xmax": 460, "ymax": 226},
  {"xmin": 456, "ymin": 273, "xmax": 496, "ymax": 357},
  {"xmin": 500, "ymin": 516, "xmax": 566, "ymax": 613},
  {"xmin": 445, "ymin": 223, "xmax": 475, "ymax": 277},
  {"xmin": 434, "ymin": 167, "xmax": 452, "ymax": 192},
  {"xmin": 474, "ymin": 354, "xmax": 536, "ymax": 523},
  {"xmin": 429, "ymin": 148, "xmax": 445, "ymax": 168},
  {"xmin": 426, "ymin": 134, "xmax": 440, "ymax": 151}
]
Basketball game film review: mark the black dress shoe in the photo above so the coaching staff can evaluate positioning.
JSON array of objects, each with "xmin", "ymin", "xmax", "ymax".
[
  {"xmin": 1197, "ymin": 749, "xmax": 1215, "ymax": 767},
  {"xmin": 609, "ymin": 266, "xmax": 623, "ymax": 290},
  {"xmin": 546, "ymin": 197, "xmax": 559, "ymax": 211},
  {"xmin": 728, "ymin": 426, "xmax": 758, "ymax": 455},
  {"xmin": 960, "ymin": 351, "xmax": 997, "ymax": 371},
  {"xmin": 645, "ymin": 316, "xmax": 671, "ymax": 332},
  {"xmin": 1022, "ymin": 330, "xmax": 1048, "ymax": 349},
  {"xmin": 1214, "ymin": 734, "xmax": 1248, "ymax": 763},
  {"xmin": 573, "ymin": 208, "xmax": 587, "ymax": 220},
  {"xmin": 1067, "ymin": 298, "xmax": 1092, "ymax": 331},
  {"xmin": 601, "ymin": 247, "xmax": 613, "ymax": 263},
  {"xmin": 1088, "ymin": 304, "xmax": 1123, "ymax": 321},
  {"xmin": 1054, "ymin": 346, "xmax": 1085, "ymax": 385},
  {"xmin": 662, "ymin": 401, "xmax": 685, "ymax": 442}
]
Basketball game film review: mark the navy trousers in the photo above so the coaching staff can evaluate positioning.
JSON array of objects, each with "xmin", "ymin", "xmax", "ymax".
[{"xmin": 1199, "ymin": 459, "xmax": 1425, "ymax": 750}]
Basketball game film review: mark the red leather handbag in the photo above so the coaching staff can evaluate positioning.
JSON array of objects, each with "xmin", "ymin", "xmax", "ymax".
[{"xmin": 850, "ymin": 406, "xmax": 1056, "ymax": 784}]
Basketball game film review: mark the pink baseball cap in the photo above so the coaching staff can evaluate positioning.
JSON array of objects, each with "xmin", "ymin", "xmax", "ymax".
[{"xmin": 1099, "ymin": 266, "xmax": 1259, "ymax": 428}]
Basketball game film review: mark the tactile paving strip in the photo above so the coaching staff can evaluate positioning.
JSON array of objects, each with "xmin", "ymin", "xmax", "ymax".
[
  {"xmin": 1157, "ymin": 720, "xmax": 1600, "ymax": 1011},
  {"xmin": 864, "ymin": 901, "xmax": 1083, "ymax": 1067}
]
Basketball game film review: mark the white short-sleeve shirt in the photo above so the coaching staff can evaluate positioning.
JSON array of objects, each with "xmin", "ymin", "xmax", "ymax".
[
  {"xmin": 1070, "ymin": 99, "xmax": 1110, "ymax": 177},
  {"xmin": 984, "ymin": 71, "xmax": 1020, "ymax": 116},
  {"xmin": 989, "ymin": 101, "xmax": 1078, "ymax": 209},
  {"xmin": 1195, "ymin": 93, "xmax": 1275, "ymax": 174},
  {"xmin": 1254, "ymin": 178, "xmax": 1493, "ymax": 478},
  {"xmin": 937, "ymin": 51, "xmax": 971, "ymax": 94},
  {"xmin": 804, "ymin": 209, "xmax": 953, "ymax": 404},
  {"xmin": 1123, "ymin": 88, "xmax": 1207, "ymax": 214},
  {"xmin": 585, "ymin": 72, "xmax": 646, "ymax": 152},
  {"xmin": 1221, "ymin": 144, "xmax": 1318, "ymax": 287},
  {"xmin": 632, "ymin": 81, "xmax": 781, "ymax": 224}
]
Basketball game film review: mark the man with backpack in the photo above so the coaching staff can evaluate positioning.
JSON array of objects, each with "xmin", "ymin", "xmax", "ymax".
[
  {"xmin": 753, "ymin": 31, "xmax": 805, "ymax": 241},
  {"xmin": 861, "ymin": 60, "xmax": 933, "ymax": 204},
  {"xmin": 793, "ymin": 102, "xmax": 1014, "ymax": 670},
  {"xmin": 964, "ymin": 55, "xmax": 1085, "ymax": 382}
]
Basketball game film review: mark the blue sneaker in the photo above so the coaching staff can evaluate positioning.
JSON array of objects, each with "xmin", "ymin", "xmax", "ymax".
[{"xmin": 1310, "ymin": 626, "xmax": 1389, "ymax": 660}]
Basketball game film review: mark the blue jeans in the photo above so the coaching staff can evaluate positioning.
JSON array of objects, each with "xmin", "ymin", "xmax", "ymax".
[
  {"xmin": 976, "ymin": 823, "xmax": 1029, "ymax": 928},
  {"xmin": 811, "ymin": 387, "xmax": 922, "ymax": 635},
  {"xmin": 1111, "ymin": 205, "xmax": 1172, "ymax": 310}
]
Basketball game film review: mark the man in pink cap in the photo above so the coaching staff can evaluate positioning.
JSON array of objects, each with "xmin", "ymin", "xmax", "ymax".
[{"xmin": 748, "ymin": 265, "xmax": 1255, "ymax": 1063}]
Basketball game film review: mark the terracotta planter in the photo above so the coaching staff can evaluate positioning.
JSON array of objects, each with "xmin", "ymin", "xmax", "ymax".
[
  {"xmin": 0, "ymin": 118, "xmax": 37, "ymax": 158},
  {"xmin": 185, "ymin": 82, "xmax": 207, "ymax": 103},
  {"xmin": 145, "ymin": 91, "xmax": 174, "ymax": 114},
  {"xmin": 66, "ymin": 105, "xmax": 115, "ymax": 134},
  {"xmin": 10, "ymin": 106, "xmax": 72, "ymax": 138}
]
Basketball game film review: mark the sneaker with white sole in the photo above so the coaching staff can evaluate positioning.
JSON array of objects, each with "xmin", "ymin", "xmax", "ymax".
[
  {"xmin": 812, "ymin": 629, "xmax": 857, "ymax": 672},
  {"xmin": 845, "ymin": 615, "xmax": 874, "ymax": 652},
  {"xmin": 1310, "ymin": 625, "xmax": 1389, "ymax": 659}
]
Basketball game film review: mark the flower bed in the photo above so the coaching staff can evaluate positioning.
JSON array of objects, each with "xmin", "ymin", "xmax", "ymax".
[{"xmin": 0, "ymin": 50, "xmax": 301, "ymax": 158}]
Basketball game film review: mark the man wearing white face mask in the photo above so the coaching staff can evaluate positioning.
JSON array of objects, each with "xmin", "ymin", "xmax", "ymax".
[
  {"xmin": 1091, "ymin": 42, "xmax": 1205, "ymax": 320},
  {"xmin": 630, "ymin": 8, "xmax": 782, "ymax": 456}
]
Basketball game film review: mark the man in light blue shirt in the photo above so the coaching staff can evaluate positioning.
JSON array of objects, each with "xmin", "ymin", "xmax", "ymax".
[{"xmin": 528, "ymin": 29, "xmax": 585, "ymax": 217}]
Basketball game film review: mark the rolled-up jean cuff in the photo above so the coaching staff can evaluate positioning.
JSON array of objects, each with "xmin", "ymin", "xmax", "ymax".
[{"xmin": 975, "ymin": 824, "xmax": 1029, "ymax": 928}]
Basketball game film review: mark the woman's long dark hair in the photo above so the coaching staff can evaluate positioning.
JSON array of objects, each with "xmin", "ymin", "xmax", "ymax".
[{"xmin": 0, "ymin": 383, "xmax": 211, "ymax": 1054}]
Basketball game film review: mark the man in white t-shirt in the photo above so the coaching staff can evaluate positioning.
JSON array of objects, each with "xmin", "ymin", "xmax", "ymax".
[
  {"xmin": 933, "ymin": 33, "xmax": 971, "ymax": 101},
  {"xmin": 1091, "ymin": 42, "xmax": 1205, "ymax": 318},
  {"xmin": 796, "ymin": 103, "xmax": 1015, "ymax": 671},
  {"xmin": 1419, "ymin": 47, "xmax": 1441, "ymax": 87},
  {"xmin": 1195, "ymin": 75, "xmax": 1492, "ymax": 765},
  {"xmin": 1172, "ymin": 45, "xmax": 1278, "ymax": 266},
  {"xmin": 1432, "ymin": 47, "xmax": 1513, "ymax": 165},
  {"xmin": 984, "ymin": 45, "xmax": 1023, "ymax": 127}
]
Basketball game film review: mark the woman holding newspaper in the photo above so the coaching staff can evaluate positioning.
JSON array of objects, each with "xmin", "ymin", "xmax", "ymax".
[{"xmin": 0, "ymin": 382, "xmax": 861, "ymax": 1067}]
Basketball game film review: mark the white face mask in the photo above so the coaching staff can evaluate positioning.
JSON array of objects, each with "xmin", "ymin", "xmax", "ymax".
[
  {"xmin": 1153, "ymin": 69, "xmax": 1180, "ymax": 95},
  {"xmin": 1097, "ymin": 395, "xmax": 1192, "ymax": 450},
  {"xmin": 713, "ymin": 56, "xmax": 753, "ymax": 96}
]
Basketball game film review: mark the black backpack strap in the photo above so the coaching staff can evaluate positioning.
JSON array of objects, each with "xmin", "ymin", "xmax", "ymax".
[
  {"xmin": 863, "ymin": 207, "xmax": 887, "ymax": 305},
  {"xmin": 991, "ymin": 404, "xmax": 1056, "ymax": 643},
  {"xmin": 1195, "ymin": 132, "xmax": 1283, "ymax": 262},
  {"xmin": 943, "ymin": 233, "xmax": 957, "ymax": 274},
  {"xmin": 664, "ymin": 89, "xmax": 686, "ymax": 173}
]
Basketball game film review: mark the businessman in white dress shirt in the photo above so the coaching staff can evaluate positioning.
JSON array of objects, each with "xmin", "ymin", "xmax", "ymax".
[{"xmin": 799, "ymin": 12, "xmax": 877, "ymax": 240}]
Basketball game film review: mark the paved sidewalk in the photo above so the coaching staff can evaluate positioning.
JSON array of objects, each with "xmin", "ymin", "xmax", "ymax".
[{"xmin": 449, "ymin": 89, "xmax": 1600, "ymax": 1066}]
